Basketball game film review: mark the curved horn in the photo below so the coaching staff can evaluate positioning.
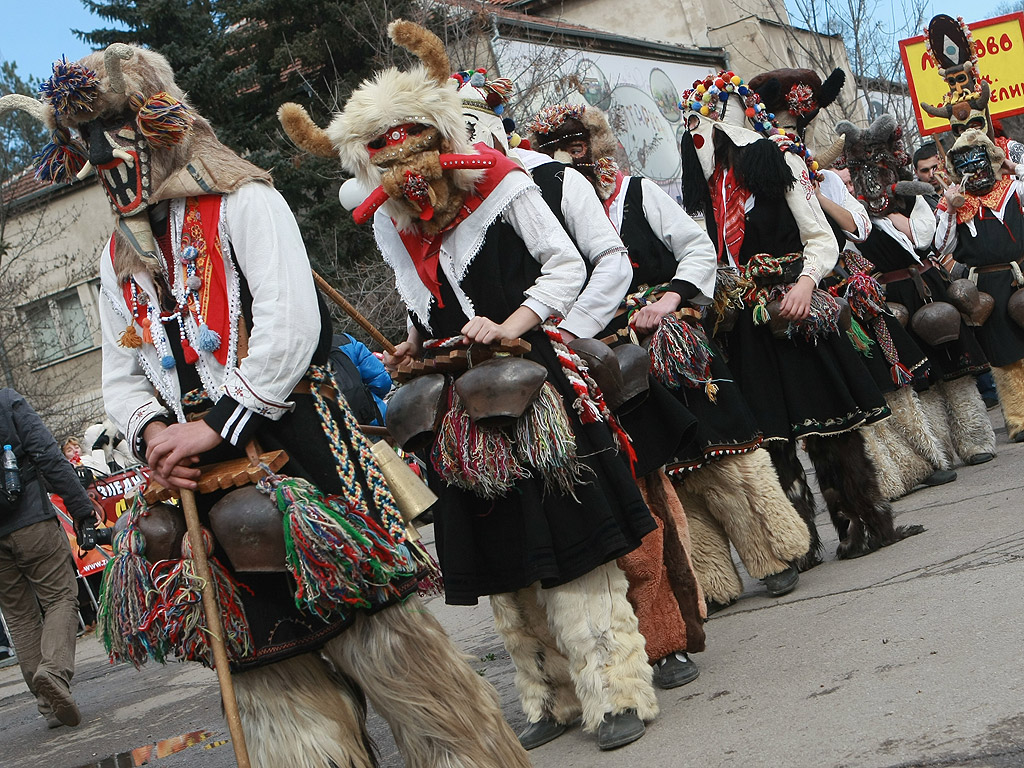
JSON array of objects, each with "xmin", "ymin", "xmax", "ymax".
[
  {"xmin": 0, "ymin": 94, "xmax": 55, "ymax": 130},
  {"xmin": 278, "ymin": 103, "xmax": 337, "ymax": 158},
  {"xmin": 834, "ymin": 120, "xmax": 861, "ymax": 144},
  {"xmin": 388, "ymin": 19, "xmax": 450, "ymax": 86},
  {"xmin": 104, "ymin": 43, "xmax": 135, "ymax": 95},
  {"xmin": 814, "ymin": 135, "xmax": 845, "ymax": 168},
  {"xmin": 921, "ymin": 102, "xmax": 953, "ymax": 119}
]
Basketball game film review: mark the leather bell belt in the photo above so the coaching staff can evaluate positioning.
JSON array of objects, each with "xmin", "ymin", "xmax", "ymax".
[{"xmin": 876, "ymin": 259, "xmax": 933, "ymax": 285}]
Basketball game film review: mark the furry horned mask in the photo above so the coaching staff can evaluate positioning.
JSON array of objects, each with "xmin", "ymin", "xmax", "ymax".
[
  {"xmin": 0, "ymin": 44, "xmax": 270, "ymax": 277},
  {"xmin": 526, "ymin": 103, "xmax": 620, "ymax": 197},
  {"xmin": 279, "ymin": 20, "xmax": 491, "ymax": 234}
]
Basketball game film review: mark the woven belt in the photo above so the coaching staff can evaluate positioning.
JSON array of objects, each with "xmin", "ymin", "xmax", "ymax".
[
  {"xmin": 876, "ymin": 259, "xmax": 933, "ymax": 284},
  {"xmin": 971, "ymin": 258, "xmax": 1024, "ymax": 275}
]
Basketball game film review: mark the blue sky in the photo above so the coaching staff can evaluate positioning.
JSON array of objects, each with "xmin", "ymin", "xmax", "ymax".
[{"xmin": 0, "ymin": 0, "xmax": 1014, "ymax": 84}]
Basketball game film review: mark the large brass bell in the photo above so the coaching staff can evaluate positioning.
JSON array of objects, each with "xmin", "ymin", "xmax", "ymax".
[
  {"xmin": 371, "ymin": 440, "xmax": 437, "ymax": 535},
  {"xmin": 887, "ymin": 302, "xmax": 910, "ymax": 327},
  {"xmin": 969, "ymin": 291, "xmax": 995, "ymax": 326},
  {"xmin": 910, "ymin": 301, "xmax": 962, "ymax": 346},
  {"xmin": 454, "ymin": 356, "xmax": 547, "ymax": 427},
  {"xmin": 385, "ymin": 373, "xmax": 448, "ymax": 452},
  {"xmin": 946, "ymin": 278, "xmax": 981, "ymax": 316},
  {"xmin": 208, "ymin": 486, "xmax": 288, "ymax": 573},
  {"xmin": 113, "ymin": 501, "xmax": 187, "ymax": 564},
  {"xmin": 834, "ymin": 295, "xmax": 853, "ymax": 332},
  {"xmin": 1009, "ymin": 288, "xmax": 1024, "ymax": 329},
  {"xmin": 569, "ymin": 337, "xmax": 626, "ymax": 412},
  {"xmin": 611, "ymin": 343, "xmax": 651, "ymax": 414}
]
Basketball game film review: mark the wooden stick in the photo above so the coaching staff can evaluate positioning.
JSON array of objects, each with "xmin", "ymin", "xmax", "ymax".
[
  {"xmin": 312, "ymin": 270, "xmax": 396, "ymax": 354},
  {"xmin": 179, "ymin": 488, "xmax": 251, "ymax": 768}
]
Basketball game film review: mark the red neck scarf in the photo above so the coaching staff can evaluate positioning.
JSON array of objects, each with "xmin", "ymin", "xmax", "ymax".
[
  {"xmin": 397, "ymin": 144, "xmax": 525, "ymax": 305},
  {"xmin": 710, "ymin": 165, "xmax": 748, "ymax": 261}
]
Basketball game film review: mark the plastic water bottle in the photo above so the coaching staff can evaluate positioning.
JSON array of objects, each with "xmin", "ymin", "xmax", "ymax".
[{"xmin": 3, "ymin": 445, "xmax": 20, "ymax": 499}]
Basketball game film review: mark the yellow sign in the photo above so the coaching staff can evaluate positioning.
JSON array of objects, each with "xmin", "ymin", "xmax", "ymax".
[{"xmin": 899, "ymin": 13, "xmax": 1024, "ymax": 136}]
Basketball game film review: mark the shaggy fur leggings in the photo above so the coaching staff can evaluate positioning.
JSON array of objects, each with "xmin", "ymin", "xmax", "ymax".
[
  {"xmin": 991, "ymin": 361, "xmax": 1024, "ymax": 441},
  {"xmin": 864, "ymin": 386, "xmax": 949, "ymax": 501},
  {"xmin": 767, "ymin": 430, "xmax": 923, "ymax": 562},
  {"xmin": 232, "ymin": 598, "xmax": 531, "ymax": 768},
  {"xmin": 489, "ymin": 561, "xmax": 659, "ymax": 733},
  {"xmin": 672, "ymin": 449, "xmax": 811, "ymax": 604},
  {"xmin": 917, "ymin": 376, "xmax": 997, "ymax": 465},
  {"xmin": 618, "ymin": 470, "xmax": 706, "ymax": 662}
]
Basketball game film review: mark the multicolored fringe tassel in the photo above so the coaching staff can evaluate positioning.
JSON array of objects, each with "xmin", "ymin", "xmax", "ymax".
[
  {"xmin": 129, "ymin": 91, "xmax": 194, "ymax": 147},
  {"xmin": 712, "ymin": 267, "xmax": 751, "ymax": 334},
  {"xmin": 304, "ymin": 364, "xmax": 442, "ymax": 591},
  {"xmin": 264, "ymin": 475, "xmax": 416, "ymax": 620},
  {"xmin": 97, "ymin": 524, "xmax": 168, "ymax": 668},
  {"xmin": 515, "ymin": 380, "xmax": 589, "ymax": 497},
  {"xmin": 39, "ymin": 56, "xmax": 99, "ymax": 117},
  {"xmin": 32, "ymin": 128, "xmax": 88, "ymax": 184},
  {"xmin": 542, "ymin": 320, "xmax": 638, "ymax": 476},
  {"xmin": 150, "ymin": 528, "xmax": 253, "ymax": 668},
  {"xmin": 432, "ymin": 385, "xmax": 529, "ymax": 498},
  {"xmin": 649, "ymin": 315, "xmax": 717, "ymax": 400},
  {"xmin": 846, "ymin": 318, "xmax": 875, "ymax": 355}
]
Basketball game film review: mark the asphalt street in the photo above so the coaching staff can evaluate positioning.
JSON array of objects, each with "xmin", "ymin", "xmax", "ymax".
[{"xmin": 1, "ymin": 410, "xmax": 1021, "ymax": 768}]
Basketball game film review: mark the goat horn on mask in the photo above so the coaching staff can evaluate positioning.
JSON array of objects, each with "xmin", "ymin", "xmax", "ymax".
[
  {"xmin": 104, "ymin": 43, "xmax": 134, "ymax": 95},
  {"xmin": 278, "ymin": 103, "xmax": 337, "ymax": 158}
]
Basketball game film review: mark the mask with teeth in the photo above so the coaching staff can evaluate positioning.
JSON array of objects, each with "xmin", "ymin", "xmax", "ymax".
[
  {"xmin": 948, "ymin": 128, "xmax": 1004, "ymax": 196},
  {"xmin": 78, "ymin": 112, "xmax": 154, "ymax": 217},
  {"xmin": 1, "ymin": 44, "xmax": 272, "ymax": 276}
]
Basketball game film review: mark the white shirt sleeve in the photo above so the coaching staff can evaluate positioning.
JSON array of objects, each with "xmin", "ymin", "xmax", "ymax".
[
  {"xmin": 558, "ymin": 168, "xmax": 631, "ymax": 338},
  {"xmin": 783, "ymin": 153, "xmax": 839, "ymax": 284},
  {"xmin": 502, "ymin": 185, "xmax": 588, "ymax": 321},
  {"xmin": 640, "ymin": 178, "xmax": 717, "ymax": 305},
  {"xmin": 219, "ymin": 183, "xmax": 321, "ymax": 418}
]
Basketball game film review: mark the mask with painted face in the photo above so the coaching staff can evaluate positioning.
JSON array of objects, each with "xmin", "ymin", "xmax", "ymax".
[
  {"xmin": 948, "ymin": 128, "xmax": 1005, "ymax": 196},
  {"xmin": 834, "ymin": 114, "xmax": 913, "ymax": 217}
]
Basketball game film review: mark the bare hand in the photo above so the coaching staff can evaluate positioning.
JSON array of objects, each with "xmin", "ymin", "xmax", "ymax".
[
  {"xmin": 461, "ymin": 316, "xmax": 511, "ymax": 345},
  {"xmin": 778, "ymin": 276, "xmax": 815, "ymax": 321},
  {"xmin": 630, "ymin": 293, "xmax": 683, "ymax": 334},
  {"xmin": 943, "ymin": 182, "xmax": 966, "ymax": 209},
  {"xmin": 383, "ymin": 340, "xmax": 419, "ymax": 372},
  {"xmin": 144, "ymin": 421, "xmax": 221, "ymax": 491}
]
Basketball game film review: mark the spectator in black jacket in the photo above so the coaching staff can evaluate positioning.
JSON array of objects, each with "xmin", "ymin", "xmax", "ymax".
[{"xmin": 0, "ymin": 389, "xmax": 94, "ymax": 728}]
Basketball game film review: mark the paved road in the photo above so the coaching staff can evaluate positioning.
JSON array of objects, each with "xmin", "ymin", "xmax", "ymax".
[{"xmin": 2, "ymin": 412, "xmax": 1021, "ymax": 768}]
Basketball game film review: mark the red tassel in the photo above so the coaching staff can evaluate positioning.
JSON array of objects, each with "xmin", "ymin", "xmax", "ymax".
[
  {"xmin": 181, "ymin": 339, "xmax": 199, "ymax": 364},
  {"xmin": 140, "ymin": 316, "xmax": 153, "ymax": 345}
]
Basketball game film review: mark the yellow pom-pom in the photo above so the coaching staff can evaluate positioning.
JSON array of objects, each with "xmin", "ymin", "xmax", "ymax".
[
  {"xmin": 731, "ymin": 75, "xmax": 742, "ymax": 85},
  {"xmin": 811, "ymin": 161, "xmax": 819, "ymax": 171},
  {"xmin": 700, "ymin": 105, "xmax": 710, "ymax": 115},
  {"xmin": 696, "ymin": 84, "xmax": 706, "ymax": 93}
]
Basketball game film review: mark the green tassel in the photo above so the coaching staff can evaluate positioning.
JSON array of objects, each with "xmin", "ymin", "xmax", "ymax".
[
  {"xmin": 846, "ymin": 319, "xmax": 875, "ymax": 357},
  {"xmin": 752, "ymin": 301, "xmax": 771, "ymax": 325}
]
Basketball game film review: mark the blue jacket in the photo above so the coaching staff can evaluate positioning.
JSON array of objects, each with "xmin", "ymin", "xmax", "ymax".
[{"xmin": 335, "ymin": 334, "xmax": 392, "ymax": 424}]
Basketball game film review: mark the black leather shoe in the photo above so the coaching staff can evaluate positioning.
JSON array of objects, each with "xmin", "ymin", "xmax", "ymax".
[
  {"xmin": 762, "ymin": 563, "xmax": 799, "ymax": 597},
  {"xmin": 965, "ymin": 452, "xmax": 995, "ymax": 465},
  {"xmin": 518, "ymin": 717, "xmax": 568, "ymax": 750},
  {"xmin": 922, "ymin": 468, "xmax": 957, "ymax": 486},
  {"xmin": 653, "ymin": 652, "xmax": 700, "ymax": 689},
  {"xmin": 1013, "ymin": 432, "xmax": 1024, "ymax": 443},
  {"xmin": 597, "ymin": 709, "xmax": 645, "ymax": 750}
]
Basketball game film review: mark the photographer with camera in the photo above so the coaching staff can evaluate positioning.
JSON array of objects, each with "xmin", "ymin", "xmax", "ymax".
[{"xmin": 0, "ymin": 389, "xmax": 94, "ymax": 728}]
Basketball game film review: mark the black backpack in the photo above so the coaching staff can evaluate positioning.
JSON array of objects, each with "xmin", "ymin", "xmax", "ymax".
[{"xmin": 328, "ymin": 336, "xmax": 383, "ymax": 426}]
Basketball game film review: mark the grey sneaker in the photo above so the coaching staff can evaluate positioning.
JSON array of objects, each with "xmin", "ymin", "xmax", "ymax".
[
  {"xmin": 597, "ymin": 709, "xmax": 645, "ymax": 750},
  {"xmin": 653, "ymin": 652, "xmax": 700, "ymax": 689},
  {"xmin": 33, "ymin": 671, "xmax": 80, "ymax": 727},
  {"xmin": 518, "ymin": 717, "xmax": 568, "ymax": 750}
]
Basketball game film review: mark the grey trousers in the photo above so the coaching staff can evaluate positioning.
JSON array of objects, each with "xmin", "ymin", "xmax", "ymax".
[{"xmin": 0, "ymin": 517, "xmax": 79, "ymax": 713}]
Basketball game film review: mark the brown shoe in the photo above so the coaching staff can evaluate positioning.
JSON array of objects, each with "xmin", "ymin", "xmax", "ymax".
[{"xmin": 33, "ymin": 671, "xmax": 80, "ymax": 727}]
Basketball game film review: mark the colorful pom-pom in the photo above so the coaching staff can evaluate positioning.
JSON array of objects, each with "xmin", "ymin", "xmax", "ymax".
[
  {"xmin": 39, "ymin": 57, "xmax": 99, "ymax": 117},
  {"xmin": 197, "ymin": 323, "xmax": 221, "ymax": 352},
  {"xmin": 129, "ymin": 92, "xmax": 194, "ymax": 149},
  {"xmin": 161, "ymin": 355, "xmax": 176, "ymax": 370},
  {"xmin": 32, "ymin": 132, "xmax": 87, "ymax": 184}
]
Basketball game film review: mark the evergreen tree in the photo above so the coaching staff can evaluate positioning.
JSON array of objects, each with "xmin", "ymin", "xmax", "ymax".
[{"xmin": 1, "ymin": 61, "xmax": 48, "ymax": 183}]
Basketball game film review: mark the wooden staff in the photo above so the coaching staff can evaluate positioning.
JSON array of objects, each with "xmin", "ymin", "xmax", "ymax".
[
  {"xmin": 179, "ymin": 487, "xmax": 251, "ymax": 768},
  {"xmin": 312, "ymin": 270, "xmax": 396, "ymax": 354}
]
